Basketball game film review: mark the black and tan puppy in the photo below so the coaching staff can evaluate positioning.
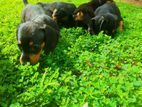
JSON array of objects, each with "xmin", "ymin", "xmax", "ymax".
[
  {"xmin": 73, "ymin": 0, "xmax": 113, "ymax": 30},
  {"xmin": 38, "ymin": 2, "xmax": 76, "ymax": 28},
  {"xmin": 73, "ymin": 3, "xmax": 95, "ymax": 29},
  {"xmin": 17, "ymin": 0, "xmax": 59, "ymax": 64},
  {"xmin": 89, "ymin": 1, "xmax": 123, "ymax": 35}
]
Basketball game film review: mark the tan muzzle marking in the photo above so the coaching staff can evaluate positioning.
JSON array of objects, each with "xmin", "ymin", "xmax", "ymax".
[
  {"xmin": 29, "ymin": 42, "xmax": 45, "ymax": 64},
  {"xmin": 75, "ymin": 11, "xmax": 84, "ymax": 21},
  {"xmin": 119, "ymin": 20, "xmax": 123, "ymax": 32},
  {"xmin": 19, "ymin": 42, "xmax": 45, "ymax": 64}
]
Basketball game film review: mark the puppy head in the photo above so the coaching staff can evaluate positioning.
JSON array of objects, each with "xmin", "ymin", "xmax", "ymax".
[
  {"xmin": 52, "ymin": 9, "xmax": 68, "ymax": 22},
  {"xmin": 89, "ymin": 15, "xmax": 105, "ymax": 34},
  {"xmin": 17, "ymin": 22, "xmax": 46, "ymax": 64},
  {"xmin": 73, "ymin": 4, "xmax": 94, "ymax": 21},
  {"xmin": 91, "ymin": 13, "xmax": 118, "ymax": 35},
  {"xmin": 73, "ymin": 10, "xmax": 84, "ymax": 21},
  {"xmin": 73, "ymin": 4, "xmax": 87, "ymax": 21}
]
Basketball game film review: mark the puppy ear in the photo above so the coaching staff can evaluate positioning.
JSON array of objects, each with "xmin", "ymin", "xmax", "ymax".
[
  {"xmin": 41, "ymin": 24, "xmax": 59, "ymax": 54},
  {"xmin": 99, "ymin": 16, "xmax": 105, "ymax": 30},
  {"xmin": 16, "ymin": 24, "xmax": 21, "ymax": 40}
]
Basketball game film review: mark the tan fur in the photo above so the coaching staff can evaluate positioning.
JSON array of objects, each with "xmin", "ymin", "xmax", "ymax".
[
  {"xmin": 74, "ymin": 11, "xmax": 84, "ymax": 21},
  {"xmin": 20, "ymin": 42, "xmax": 45, "ymax": 64},
  {"xmin": 118, "ymin": 20, "xmax": 123, "ymax": 32},
  {"xmin": 29, "ymin": 41, "xmax": 33, "ymax": 46}
]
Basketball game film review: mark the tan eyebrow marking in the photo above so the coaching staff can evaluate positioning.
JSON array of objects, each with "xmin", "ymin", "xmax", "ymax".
[
  {"xmin": 77, "ymin": 11, "xmax": 83, "ymax": 17},
  {"xmin": 29, "ymin": 41, "xmax": 33, "ymax": 46}
]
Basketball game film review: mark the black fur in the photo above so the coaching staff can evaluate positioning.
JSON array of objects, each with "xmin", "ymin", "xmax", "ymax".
[
  {"xmin": 38, "ymin": 2, "xmax": 76, "ymax": 28},
  {"xmin": 89, "ymin": 1, "xmax": 123, "ymax": 35},
  {"xmin": 17, "ymin": 0, "xmax": 59, "ymax": 64},
  {"xmin": 73, "ymin": 0, "xmax": 114, "ymax": 29}
]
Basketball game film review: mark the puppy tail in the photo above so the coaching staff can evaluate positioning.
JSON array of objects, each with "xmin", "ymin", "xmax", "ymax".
[{"xmin": 23, "ymin": 0, "xmax": 28, "ymax": 6}]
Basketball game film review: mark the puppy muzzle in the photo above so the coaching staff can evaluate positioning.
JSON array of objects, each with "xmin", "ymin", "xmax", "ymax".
[
  {"xmin": 19, "ymin": 42, "xmax": 45, "ymax": 64},
  {"xmin": 20, "ymin": 52, "xmax": 41, "ymax": 64}
]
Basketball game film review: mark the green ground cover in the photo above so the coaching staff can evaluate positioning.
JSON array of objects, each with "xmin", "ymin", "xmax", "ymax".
[{"xmin": 0, "ymin": 0, "xmax": 142, "ymax": 106}]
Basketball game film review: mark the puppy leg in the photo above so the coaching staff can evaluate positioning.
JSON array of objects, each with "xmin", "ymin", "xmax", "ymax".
[
  {"xmin": 88, "ymin": 26, "xmax": 95, "ymax": 35},
  {"xmin": 118, "ymin": 20, "xmax": 123, "ymax": 32}
]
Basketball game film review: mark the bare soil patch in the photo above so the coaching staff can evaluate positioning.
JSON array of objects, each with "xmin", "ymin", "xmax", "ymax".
[{"xmin": 122, "ymin": 0, "xmax": 142, "ymax": 6}]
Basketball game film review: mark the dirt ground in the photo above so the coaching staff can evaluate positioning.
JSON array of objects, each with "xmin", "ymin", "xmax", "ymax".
[{"xmin": 122, "ymin": 0, "xmax": 142, "ymax": 6}]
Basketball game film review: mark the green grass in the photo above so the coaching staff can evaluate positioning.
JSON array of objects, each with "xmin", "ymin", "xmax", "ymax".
[{"xmin": 0, "ymin": 0, "xmax": 142, "ymax": 107}]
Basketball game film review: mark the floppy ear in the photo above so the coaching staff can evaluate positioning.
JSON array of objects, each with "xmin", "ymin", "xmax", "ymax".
[
  {"xmin": 38, "ymin": 24, "xmax": 47, "ymax": 43},
  {"xmin": 40, "ymin": 24, "xmax": 59, "ymax": 54},
  {"xmin": 16, "ymin": 25, "xmax": 20, "ymax": 40},
  {"xmin": 16, "ymin": 29, "xmax": 19, "ymax": 41},
  {"xmin": 99, "ymin": 16, "xmax": 105, "ymax": 31}
]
